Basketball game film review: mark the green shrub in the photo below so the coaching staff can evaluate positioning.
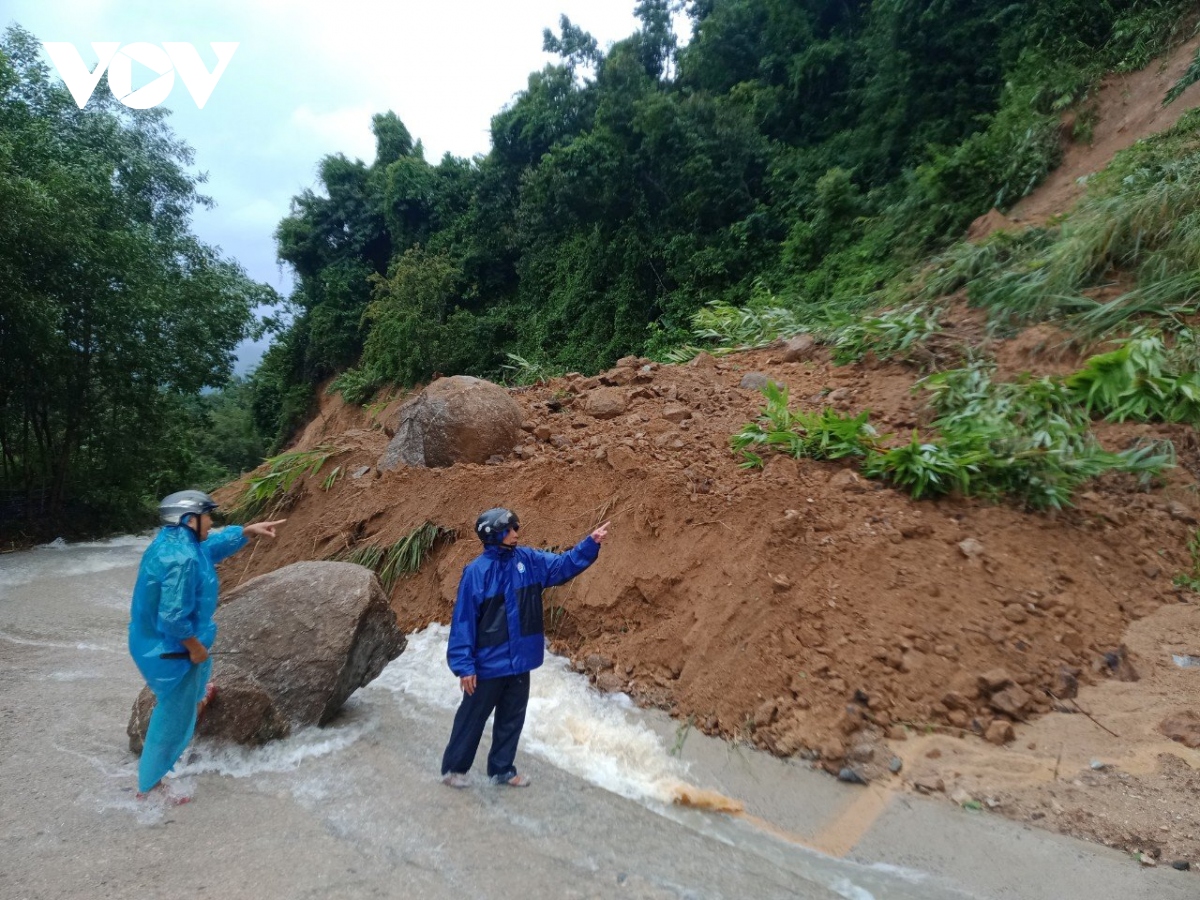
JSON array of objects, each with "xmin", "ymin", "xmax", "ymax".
[{"xmin": 1067, "ymin": 328, "xmax": 1200, "ymax": 424}]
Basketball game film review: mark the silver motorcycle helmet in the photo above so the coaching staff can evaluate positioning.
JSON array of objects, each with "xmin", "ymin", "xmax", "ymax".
[{"xmin": 158, "ymin": 490, "xmax": 218, "ymax": 527}]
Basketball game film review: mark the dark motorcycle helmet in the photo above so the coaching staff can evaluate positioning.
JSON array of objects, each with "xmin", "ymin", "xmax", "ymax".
[{"xmin": 475, "ymin": 507, "xmax": 519, "ymax": 545}]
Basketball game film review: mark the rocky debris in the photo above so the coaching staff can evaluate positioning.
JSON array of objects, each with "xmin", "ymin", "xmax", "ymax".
[
  {"xmin": 837, "ymin": 767, "xmax": 868, "ymax": 785},
  {"xmin": 585, "ymin": 389, "xmax": 628, "ymax": 420},
  {"xmin": 1158, "ymin": 711, "xmax": 1200, "ymax": 749},
  {"xmin": 351, "ymin": 465, "xmax": 371, "ymax": 479},
  {"xmin": 780, "ymin": 334, "xmax": 817, "ymax": 363},
  {"xmin": 128, "ymin": 562, "xmax": 405, "ymax": 751},
  {"xmin": 378, "ymin": 376, "xmax": 523, "ymax": 469},
  {"xmin": 689, "ymin": 352, "xmax": 718, "ymax": 369}
]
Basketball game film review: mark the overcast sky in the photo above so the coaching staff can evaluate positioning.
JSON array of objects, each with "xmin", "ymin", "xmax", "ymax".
[{"xmin": 5, "ymin": 1, "xmax": 664, "ymax": 372}]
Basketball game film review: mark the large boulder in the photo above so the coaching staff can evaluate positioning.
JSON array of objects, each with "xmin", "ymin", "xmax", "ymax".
[
  {"xmin": 378, "ymin": 376, "xmax": 523, "ymax": 469},
  {"xmin": 128, "ymin": 561, "xmax": 405, "ymax": 752}
]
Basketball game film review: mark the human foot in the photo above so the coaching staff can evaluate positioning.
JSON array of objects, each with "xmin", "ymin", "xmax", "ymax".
[{"xmin": 489, "ymin": 772, "xmax": 531, "ymax": 787}]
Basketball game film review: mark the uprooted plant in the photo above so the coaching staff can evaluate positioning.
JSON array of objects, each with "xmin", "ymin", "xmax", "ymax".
[
  {"xmin": 733, "ymin": 369, "xmax": 1174, "ymax": 509},
  {"xmin": 328, "ymin": 522, "xmax": 457, "ymax": 593},
  {"xmin": 227, "ymin": 445, "xmax": 345, "ymax": 522},
  {"xmin": 731, "ymin": 383, "xmax": 878, "ymax": 469}
]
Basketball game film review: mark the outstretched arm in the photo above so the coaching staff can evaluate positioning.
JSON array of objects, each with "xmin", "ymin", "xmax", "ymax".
[
  {"xmin": 202, "ymin": 519, "xmax": 285, "ymax": 565},
  {"xmin": 536, "ymin": 521, "xmax": 609, "ymax": 587}
]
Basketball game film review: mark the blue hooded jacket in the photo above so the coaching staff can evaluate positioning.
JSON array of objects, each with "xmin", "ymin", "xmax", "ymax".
[
  {"xmin": 128, "ymin": 524, "xmax": 248, "ymax": 696},
  {"xmin": 447, "ymin": 537, "xmax": 600, "ymax": 680}
]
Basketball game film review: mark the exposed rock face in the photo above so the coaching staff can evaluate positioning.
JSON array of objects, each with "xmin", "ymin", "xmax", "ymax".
[
  {"xmin": 128, "ymin": 562, "xmax": 405, "ymax": 751},
  {"xmin": 378, "ymin": 376, "xmax": 523, "ymax": 469}
]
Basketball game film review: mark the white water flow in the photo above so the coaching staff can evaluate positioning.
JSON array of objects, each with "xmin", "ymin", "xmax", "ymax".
[{"xmin": 369, "ymin": 624, "xmax": 714, "ymax": 806}]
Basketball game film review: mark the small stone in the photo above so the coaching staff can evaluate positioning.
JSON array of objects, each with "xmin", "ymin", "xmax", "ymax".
[
  {"xmin": 950, "ymin": 788, "xmax": 974, "ymax": 805},
  {"xmin": 957, "ymin": 538, "xmax": 985, "ymax": 559},
  {"xmin": 689, "ymin": 352, "xmax": 718, "ymax": 369},
  {"xmin": 820, "ymin": 738, "xmax": 846, "ymax": 761},
  {"xmin": 771, "ymin": 574, "xmax": 791, "ymax": 592},
  {"xmin": 534, "ymin": 424, "xmax": 552, "ymax": 441},
  {"xmin": 585, "ymin": 389, "xmax": 628, "ymax": 420},
  {"xmin": 1159, "ymin": 711, "xmax": 1200, "ymax": 749},
  {"xmin": 1172, "ymin": 861, "xmax": 1190, "ymax": 871},
  {"xmin": 1002, "ymin": 605, "xmax": 1027, "ymax": 624},
  {"xmin": 989, "ymin": 686, "xmax": 1031, "ymax": 718},
  {"xmin": 1089, "ymin": 759, "xmax": 1108, "ymax": 770},
  {"xmin": 888, "ymin": 756, "xmax": 903, "ymax": 774},
  {"xmin": 838, "ymin": 767, "xmax": 868, "ymax": 785},
  {"xmin": 985, "ymin": 720, "xmax": 1015, "ymax": 745},
  {"xmin": 913, "ymin": 775, "xmax": 944, "ymax": 794},
  {"xmin": 739, "ymin": 372, "xmax": 776, "ymax": 391},
  {"xmin": 886, "ymin": 725, "xmax": 908, "ymax": 741},
  {"xmin": 350, "ymin": 465, "xmax": 371, "ymax": 479},
  {"xmin": 830, "ymin": 469, "xmax": 868, "ymax": 493},
  {"xmin": 977, "ymin": 669, "xmax": 1014, "ymax": 693},
  {"xmin": 780, "ymin": 334, "xmax": 817, "ymax": 363},
  {"xmin": 595, "ymin": 672, "xmax": 624, "ymax": 693},
  {"xmin": 1139, "ymin": 854, "xmax": 1157, "ymax": 868},
  {"xmin": 662, "ymin": 403, "xmax": 692, "ymax": 423},
  {"xmin": 1167, "ymin": 501, "xmax": 1198, "ymax": 525}
]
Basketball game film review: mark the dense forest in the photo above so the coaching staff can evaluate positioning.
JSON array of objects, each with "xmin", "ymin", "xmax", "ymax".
[
  {"xmin": 252, "ymin": 0, "xmax": 1198, "ymax": 445},
  {"xmin": 0, "ymin": 26, "xmax": 272, "ymax": 535},
  {"xmin": 1, "ymin": 1, "xmax": 1198, "ymax": 536}
]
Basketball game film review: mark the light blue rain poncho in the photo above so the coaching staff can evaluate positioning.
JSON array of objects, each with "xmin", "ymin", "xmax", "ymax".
[{"xmin": 128, "ymin": 523, "xmax": 247, "ymax": 791}]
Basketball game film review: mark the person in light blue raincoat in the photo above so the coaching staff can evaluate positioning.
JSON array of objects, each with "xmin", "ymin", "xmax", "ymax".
[
  {"xmin": 128, "ymin": 489, "xmax": 285, "ymax": 797},
  {"xmin": 441, "ymin": 508, "xmax": 609, "ymax": 788}
]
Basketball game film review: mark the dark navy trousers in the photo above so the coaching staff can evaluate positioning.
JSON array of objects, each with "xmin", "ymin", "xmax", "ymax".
[{"xmin": 441, "ymin": 672, "xmax": 530, "ymax": 778}]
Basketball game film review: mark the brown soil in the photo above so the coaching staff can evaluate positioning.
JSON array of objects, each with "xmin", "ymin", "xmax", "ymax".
[{"xmin": 216, "ymin": 343, "xmax": 1200, "ymax": 866}]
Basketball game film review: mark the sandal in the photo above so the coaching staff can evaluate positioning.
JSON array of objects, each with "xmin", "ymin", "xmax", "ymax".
[
  {"xmin": 490, "ymin": 772, "xmax": 531, "ymax": 787},
  {"xmin": 197, "ymin": 683, "xmax": 219, "ymax": 724}
]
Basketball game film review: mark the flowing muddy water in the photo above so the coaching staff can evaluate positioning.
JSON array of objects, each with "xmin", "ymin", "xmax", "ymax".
[{"xmin": 0, "ymin": 536, "xmax": 1185, "ymax": 900}]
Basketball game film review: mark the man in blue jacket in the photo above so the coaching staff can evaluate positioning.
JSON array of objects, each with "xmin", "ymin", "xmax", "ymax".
[
  {"xmin": 442, "ymin": 507, "xmax": 609, "ymax": 788},
  {"xmin": 129, "ymin": 489, "xmax": 284, "ymax": 801}
]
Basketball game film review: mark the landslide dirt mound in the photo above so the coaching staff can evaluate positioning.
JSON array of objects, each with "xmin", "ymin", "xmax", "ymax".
[
  {"xmin": 217, "ymin": 346, "xmax": 1200, "ymax": 786},
  {"xmin": 1009, "ymin": 31, "xmax": 1200, "ymax": 228}
]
